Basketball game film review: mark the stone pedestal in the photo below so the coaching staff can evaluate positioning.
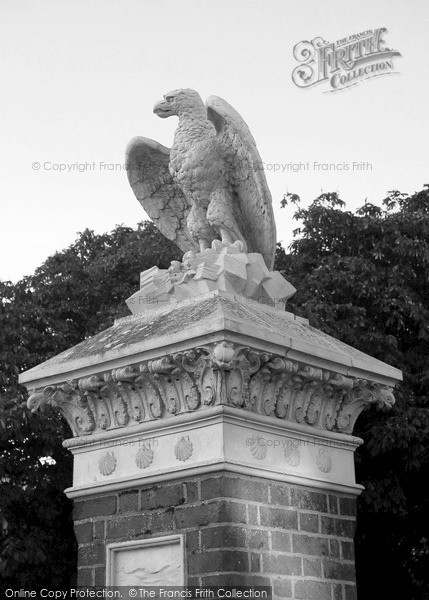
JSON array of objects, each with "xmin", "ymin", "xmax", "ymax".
[{"xmin": 20, "ymin": 250, "xmax": 401, "ymax": 599}]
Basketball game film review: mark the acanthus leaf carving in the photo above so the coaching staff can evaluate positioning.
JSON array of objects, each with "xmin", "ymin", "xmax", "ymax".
[
  {"xmin": 84, "ymin": 389, "xmax": 111, "ymax": 431},
  {"xmin": 28, "ymin": 382, "xmax": 96, "ymax": 436},
  {"xmin": 117, "ymin": 381, "xmax": 145, "ymax": 423},
  {"xmin": 275, "ymin": 378, "xmax": 293, "ymax": 419},
  {"xmin": 294, "ymin": 380, "xmax": 319, "ymax": 423},
  {"xmin": 135, "ymin": 364, "xmax": 164, "ymax": 419},
  {"xmin": 27, "ymin": 343, "xmax": 396, "ymax": 437},
  {"xmin": 169, "ymin": 351, "xmax": 201, "ymax": 411},
  {"xmin": 181, "ymin": 349, "xmax": 215, "ymax": 406},
  {"xmin": 100, "ymin": 375, "xmax": 130, "ymax": 427},
  {"xmin": 305, "ymin": 387, "xmax": 325, "ymax": 426},
  {"xmin": 335, "ymin": 381, "xmax": 395, "ymax": 434},
  {"xmin": 320, "ymin": 385, "xmax": 344, "ymax": 431}
]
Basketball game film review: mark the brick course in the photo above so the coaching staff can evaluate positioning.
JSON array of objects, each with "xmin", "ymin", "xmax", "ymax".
[{"xmin": 74, "ymin": 473, "xmax": 357, "ymax": 599}]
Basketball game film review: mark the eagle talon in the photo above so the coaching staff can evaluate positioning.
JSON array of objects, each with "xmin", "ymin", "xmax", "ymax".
[
  {"xmin": 211, "ymin": 240, "xmax": 223, "ymax": 251},
  {"xmin": 232, "ymin": 240, "xmax": 245, "ymax": 252}
]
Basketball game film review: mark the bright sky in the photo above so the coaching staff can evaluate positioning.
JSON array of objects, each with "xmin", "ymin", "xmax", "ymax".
[{"xmin": 1, "ymin": 0, "xmax": 427, "ymax": 282}]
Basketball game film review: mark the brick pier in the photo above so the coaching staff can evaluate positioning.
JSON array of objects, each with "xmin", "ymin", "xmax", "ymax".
[{"xmin": 74, "ymin": 474, "xmax": 357, "ymax": 599}]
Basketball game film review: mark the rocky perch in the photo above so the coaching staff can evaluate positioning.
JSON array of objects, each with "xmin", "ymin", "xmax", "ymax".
[{"xmin": 126, "ymin": 240, "xmax": 295, "ymax": 314}]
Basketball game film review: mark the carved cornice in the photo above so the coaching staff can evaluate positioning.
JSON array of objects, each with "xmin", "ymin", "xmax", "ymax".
[{"xmin": 27, "ymin": 342, "xmax": 395, "ymax": 437}]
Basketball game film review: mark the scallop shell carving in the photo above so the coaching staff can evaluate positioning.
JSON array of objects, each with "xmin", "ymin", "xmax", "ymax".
[
  {"xmin": 249, "ymin": 435, "xmax": 267, "ymax": 460},
  {"xmin": 284, "ymin": 441, "xmax": 300, "ymax": 467},
  {"xmin": 99, "ymin": 451, "xmax": 116, "ymax": 476},
  {"xmin": 135, "ymin": 444, "xmax": 154, "ymax": 469},
  {"xmin": 174, "ymin": 436, "xmax": 193, "ymax": 462},
  {"xmin": 316, "ymin": 448, "xmax": 332, "ymax": 473}
]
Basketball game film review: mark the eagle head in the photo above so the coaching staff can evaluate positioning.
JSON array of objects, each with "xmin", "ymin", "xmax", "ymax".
[{"xmin": 153, "ymin": 88, "xmax": 205, "ymax": 119}]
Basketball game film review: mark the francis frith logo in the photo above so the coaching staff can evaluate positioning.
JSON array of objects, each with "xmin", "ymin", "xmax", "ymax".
[{"xmin": 292, "ymin": 28, "xmax": 401, "ymax": 92}]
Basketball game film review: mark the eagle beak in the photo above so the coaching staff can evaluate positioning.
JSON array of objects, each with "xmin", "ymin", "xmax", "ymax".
[{"xmin": 153, "ymin": 99, "xmax": 175, "ymax": 118}]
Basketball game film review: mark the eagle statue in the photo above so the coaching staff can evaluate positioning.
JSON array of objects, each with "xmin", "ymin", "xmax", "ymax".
[{"xmin": 126, "ymin": 89, "xmax": 276, "ymax": 270}]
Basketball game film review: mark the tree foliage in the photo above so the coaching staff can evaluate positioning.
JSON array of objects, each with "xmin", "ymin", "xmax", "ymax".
[
  {"xmin": 278, "ymin": 187, "xmax": 429, "ymax": 600},
  {"xmin": 0, "ymin": 222, "xmax": 180, "ymax": 591}
]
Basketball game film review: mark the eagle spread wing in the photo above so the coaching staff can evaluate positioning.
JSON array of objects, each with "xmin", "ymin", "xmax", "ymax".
[
  {"xmin": 125, "ymin": 137, "xmax": 198, "ymax": 253},
  {"xmin": 206, "ymin": 96, "xmax": 276, "ymax": 270}
]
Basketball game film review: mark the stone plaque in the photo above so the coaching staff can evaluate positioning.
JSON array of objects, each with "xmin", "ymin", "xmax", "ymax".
[{"xmin": 106, "ymin": 535, "xmax": 184, "ymax": 585}]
